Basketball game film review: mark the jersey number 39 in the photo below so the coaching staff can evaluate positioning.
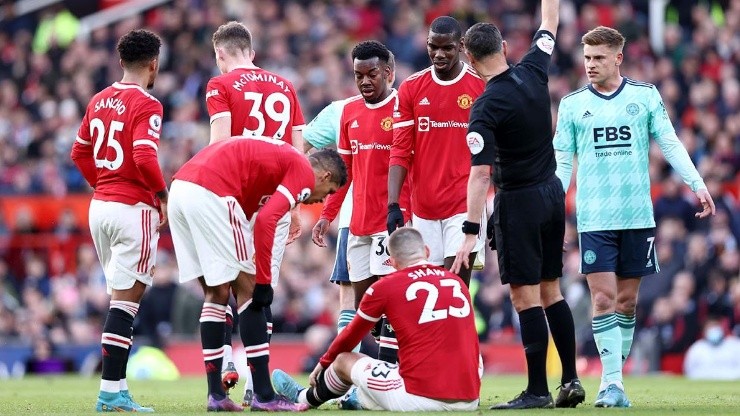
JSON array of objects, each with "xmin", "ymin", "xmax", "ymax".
[
  {"xmin": 405, "ymin": 279, "xmax": 471, "ymax": 324},
  {"xmin": 243, "ymin": 92, "xmax": 290, "ymax": 140}
]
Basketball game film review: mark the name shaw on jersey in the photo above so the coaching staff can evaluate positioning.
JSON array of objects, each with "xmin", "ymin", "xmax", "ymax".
[
  {"xmin": 407, "ymin": 267, "xmax": 447, "ymax": 279},
  {"xmin": 94, "ymin": 97, "xmax": 126, "ymax": 115},
  {"xmin": 231, "ymin": 71, "xmax": 291, "ymax": 93}
]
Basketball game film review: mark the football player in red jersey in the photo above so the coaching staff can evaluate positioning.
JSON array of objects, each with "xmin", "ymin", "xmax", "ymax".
[
  {"xmin": 272, "ymin": 227, "xmax": 480, "ymax": 411},
  {"xmin": 205, "ymin": 21, "xmax": 307, "ymax": 401},
  {"xmin": 206, "ymin": 21, "xmax": 305, "ymax": 148},
  {"xmin": 313, "ymin": 41, "xmax": 411, "ymax": 364},
  {"xmin": 169, "ymin": 140, "xmax": 346, "ymax": 412},
  {"xmin": 388, "ymin": 16, "xmax": 486, "ymax": 287},
  {"xmin": 71, "ymin": 29, "xmax": 166, "ymax": 413}
]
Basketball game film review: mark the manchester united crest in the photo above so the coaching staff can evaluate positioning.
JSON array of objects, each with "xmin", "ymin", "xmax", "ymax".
[
  {"xmin": 381, "ymin": 117, "xmax": 393, "ymax": 131},
  {"xmin": 457, "ymin": 94, "xmax": 473, "ymax": 109}
]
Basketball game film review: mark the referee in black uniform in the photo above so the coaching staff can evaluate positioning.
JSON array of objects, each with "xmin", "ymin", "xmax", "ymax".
[{"xmin": 451, "ymin": 0, "xmax": 585, "ymax": 410}]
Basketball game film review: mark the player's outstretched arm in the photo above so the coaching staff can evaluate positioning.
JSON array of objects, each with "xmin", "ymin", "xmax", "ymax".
[{"xmin": 539, "ymin": 0, "xmax": 560, "ymax": 37}]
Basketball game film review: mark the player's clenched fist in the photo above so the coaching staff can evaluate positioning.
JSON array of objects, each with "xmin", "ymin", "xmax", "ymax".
[{"xmin": 386, "ymin": 203, "xmax": 404, "ymax": 235}]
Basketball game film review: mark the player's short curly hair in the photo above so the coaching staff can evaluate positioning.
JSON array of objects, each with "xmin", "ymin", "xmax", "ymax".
[
  {"xmin": 212, "ymin": 21, "xmax": 252, "ymax": 55},
  {"xmin": 116, "ymin": 29, "xmax": 161, "ymax": 67},
  {"xmin": 309, "ymin": 149, "xmax": 348, "ymax": 187},
  {"xmin": 430, "ymin": 16, "xmax": 462, "ymax": 40},
  {"xmin": 582, "ymin": 26, "xmax": 625, "ymax": 51},
  {"xmin": 351, "ymin": 40, "xmax": 391, "ymax": 65},
  {"xmin": 463, "ymin": 23, "xmax": 503, "ymax": 61}
]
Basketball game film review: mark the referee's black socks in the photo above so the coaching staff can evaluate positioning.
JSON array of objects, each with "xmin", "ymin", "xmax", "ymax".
[
  {"xmin": 545, "ymin": 299, "xmax": 578, "ymax": 384},
  {"xmin": 518, "ymin": 306, "xmax": 549, "ymax": 396}
]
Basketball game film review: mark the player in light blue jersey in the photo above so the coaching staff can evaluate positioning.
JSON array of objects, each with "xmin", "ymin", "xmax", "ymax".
[
  {"xmin": 553, "ymin": 26, "xmax": 715, "ymax": 408},
  {"xmin": 305, "ymin": 98, "xmax": 358, "ymax": 348}
]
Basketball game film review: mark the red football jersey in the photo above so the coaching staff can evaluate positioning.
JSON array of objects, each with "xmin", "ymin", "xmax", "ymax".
[
  {"xmin": 321, "ymin": 92, "xmax": 410, "ymax": 236},
  {"xmin": 173, "ymin": 138, "xmax": 314, "ymax": 285},
  {"xmin": 391, "ymin": 64, "xmax": 484, "ymax": 219},
  {"xmin": 205, "ymin": 66, "xmax": 305, "ymax": 145},
  {"xmin": 320, "ymin": 263, "xmax": 481, "ymax": 401},
  {"xmin": 72, "ymin": 82, "xmax": 166, "ymax": 207}
]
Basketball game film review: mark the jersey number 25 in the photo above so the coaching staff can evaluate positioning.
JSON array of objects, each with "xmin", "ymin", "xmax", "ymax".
[{"xmin": 90, "ymin": 118, "xmax": 124, "ymax": 171}]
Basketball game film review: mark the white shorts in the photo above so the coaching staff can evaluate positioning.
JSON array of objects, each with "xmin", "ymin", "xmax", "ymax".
[
  {"xmin": 88, "ymin": 199, "xmax": 159, "ymax": 294},
  {"xmin": 412, "ymin": 213, "xmax": 486, "ymax": 265},
  {"xmin": 346, "ymin": 232, "xmax": 394, "ymax": 282},
  {"xmin": 169, "ymin": 180, "xmax": 255, "ymax": 286},
  {"xmin": 351, "ymin": 357, "xmax": 479, "ymax": 411}
]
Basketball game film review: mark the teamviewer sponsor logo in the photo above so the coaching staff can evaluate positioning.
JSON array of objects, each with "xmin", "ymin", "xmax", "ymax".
[{"xmin": 417, "ymin": 116, "xmax": 469, "ymax": 132}]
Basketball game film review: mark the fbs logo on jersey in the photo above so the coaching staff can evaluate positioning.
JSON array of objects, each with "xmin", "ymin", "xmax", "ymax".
[
  {"xmin": 380, "ymin": 117, "xmax": 393, "ymax": 132},
  {"xmin": 466, "ymin": 132, "xmax": 484, "ymax": 155},
  {"xmin": 296, "ymin": 188, "xmax": 311, "ymax": 203},
  {"xmin": 457, "ymin": 94, "xmax": 474, "ymax": 109}
]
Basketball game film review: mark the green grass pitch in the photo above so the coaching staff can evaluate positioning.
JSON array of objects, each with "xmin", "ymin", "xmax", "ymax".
[{"xmin": 1, "ymin": 374, "xmax": 739, "ymax": 415}]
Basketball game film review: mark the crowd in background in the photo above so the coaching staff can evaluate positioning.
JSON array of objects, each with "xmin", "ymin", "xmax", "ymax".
[{"xmin": 1, "ymin": 0, "xmax": 739, "ymax": 375}]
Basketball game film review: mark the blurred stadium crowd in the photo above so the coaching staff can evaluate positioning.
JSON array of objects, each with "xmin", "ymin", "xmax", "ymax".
[{"xmin": 1, "ymin": 0, "xmax": 739, "ymax": 375}]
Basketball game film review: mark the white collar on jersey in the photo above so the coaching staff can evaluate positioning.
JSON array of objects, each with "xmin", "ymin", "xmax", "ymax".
[
  {"xmin": 112, "ymin": 82, "xmax": 147, "ymax": 94},
  {"xmin": 231, "ymin": 65, "xmax": 260, "ymax": 71},
  {"xmin": 364, "ymin": 88, "xmax": 398, "ymax": 109},
  {"xmin": 407, "ymin": 260, "xmax": 433, "ymax": 268},
  {"xmin": 431, "ymin": 62, "xmax": 470, "ymax": 86}
]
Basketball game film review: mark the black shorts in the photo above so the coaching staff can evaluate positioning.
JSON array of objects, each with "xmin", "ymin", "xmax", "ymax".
[
  {"xmin": 492, "ymin": 177, "xmax": 565, "ymax": 285},
  {"xmin": 579, "ymin": 228, "xmax": 658, "ymax": 278}
]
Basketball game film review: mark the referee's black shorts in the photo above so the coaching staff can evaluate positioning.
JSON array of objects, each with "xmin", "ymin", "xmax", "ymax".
[{"xmin": 492, "ymin": 176, "xmax": 565, "ymax": 285}]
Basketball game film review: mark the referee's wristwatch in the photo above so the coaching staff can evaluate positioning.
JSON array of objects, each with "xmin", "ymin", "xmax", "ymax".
[{"xmin": 462, "ymin": 221, "xmax": 480, "ymax": 236}]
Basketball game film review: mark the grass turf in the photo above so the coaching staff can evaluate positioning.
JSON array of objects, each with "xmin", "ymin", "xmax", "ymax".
[{"xmin": 1, "ymin": 374, "xmax": 739, "ymax": 415}]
